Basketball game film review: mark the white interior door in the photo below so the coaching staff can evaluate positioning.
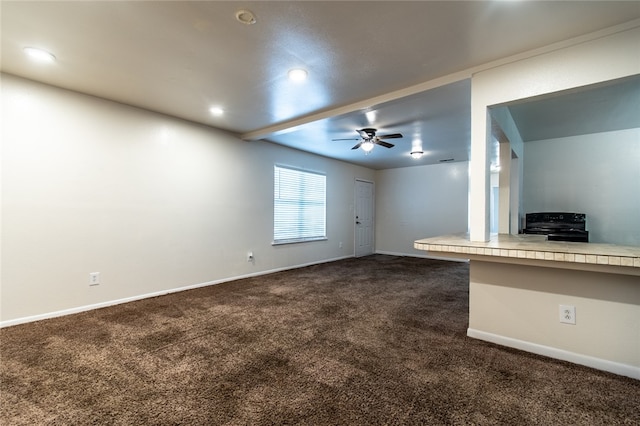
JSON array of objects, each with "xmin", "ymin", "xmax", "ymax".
[{"xmin": 355, "ymin": 179, "xmax": 374, "ymax": 257}]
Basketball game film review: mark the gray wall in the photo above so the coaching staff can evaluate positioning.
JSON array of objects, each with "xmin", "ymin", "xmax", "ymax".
[
  {"xmin": 1, "ymin": 73, "xmax": 472, "ymax": 324},
  {"xmin": 375, "ymin": 162, "xmax": 469, "ymax": 256},
  {"xmin": 1, "ymin": 74, "xmax": 375, "ymax": 324},
  {"xmin": 523, "ymin": 128, "xmax": 640, "ymax": 245}
]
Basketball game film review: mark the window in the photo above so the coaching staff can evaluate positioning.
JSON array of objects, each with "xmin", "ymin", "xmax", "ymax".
[{"xmin": 274, "ymin": 165, "xmax": 326, "ymax": 244}]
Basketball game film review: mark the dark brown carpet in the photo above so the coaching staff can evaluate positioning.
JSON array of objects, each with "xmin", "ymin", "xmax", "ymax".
[{"xmin": 1, "ymin": 255, "xmax": 638, "ymax": 425}]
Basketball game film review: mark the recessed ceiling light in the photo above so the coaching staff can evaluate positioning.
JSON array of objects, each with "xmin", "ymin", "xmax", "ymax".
[
  {"xmin": 209, "ymin": 106, "xmax": 224, "ymax": 116},
  {"xmin": 288, "ymin": 68, "xmax": 308, "ymax": 82},
  {"xmin": 235, "ymin": 9, "xmax": 257, "ymax": 25},
  {"xmin": 23, "ymin": 47, "xmax": 56, "ymax": 63},
  {"xmin": 365, "ymin": 110, "xmax": 376, "ymax": 123},
  {"xmin": 410, "ymin": 151, "xmax": 424, "ymax": 159}
]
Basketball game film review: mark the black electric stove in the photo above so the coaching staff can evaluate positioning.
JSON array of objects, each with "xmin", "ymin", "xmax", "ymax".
[{"xmin": 522, "ymin": 212, "xmax": 589, "ymax": 242}]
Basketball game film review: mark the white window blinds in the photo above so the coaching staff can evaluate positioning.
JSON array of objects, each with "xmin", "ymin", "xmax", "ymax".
[{"xmin": 274, "ymin": 165, "xmax": 326, "ymax": 244}]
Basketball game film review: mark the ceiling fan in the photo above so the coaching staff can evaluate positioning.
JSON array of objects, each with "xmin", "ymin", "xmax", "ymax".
[{"xmin": 333, "ymin": 128, "xmax": 403, "ymax": 153}]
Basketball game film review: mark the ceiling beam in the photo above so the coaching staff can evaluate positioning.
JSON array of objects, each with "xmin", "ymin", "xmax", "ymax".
[
  {"xmin": 240, "ymin": 71, "xmax": 471, "ymax": 141},
  {"xmin": 241, "ymin": 18, "xmax": 640, "ymax": 142}
]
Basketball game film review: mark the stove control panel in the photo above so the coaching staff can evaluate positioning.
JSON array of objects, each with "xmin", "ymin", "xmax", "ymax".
[{"xmin": 527, "ymin": 212, "xmax": 586, "ymax": 224}]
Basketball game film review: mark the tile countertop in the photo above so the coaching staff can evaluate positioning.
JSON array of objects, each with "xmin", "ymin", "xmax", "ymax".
[{"xmin": 414, "ymin": 233, "xmax": 640, "ymax": 269}]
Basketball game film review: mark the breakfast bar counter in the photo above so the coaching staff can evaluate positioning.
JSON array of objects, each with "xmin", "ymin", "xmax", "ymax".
[
  {"xmin": 414, "ymin": 233, "xmax": 640, "ymax": 275},
  {"xmin": 414, "ymin": 233, "xmax": 640, "ymax": 379}
]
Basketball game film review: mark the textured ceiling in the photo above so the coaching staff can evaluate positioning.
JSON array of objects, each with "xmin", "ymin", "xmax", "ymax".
[
  {"xmin": 508, "ymin": 75, "xmax": 640, "ymax": 142},
  {"xmin": 2, "ymin": 1, "xmax": 639, "ymax": 169}
]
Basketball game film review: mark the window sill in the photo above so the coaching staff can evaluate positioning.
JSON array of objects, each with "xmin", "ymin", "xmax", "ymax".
[{"xmin": 272, "ymin": 237, "xmax": 328, "ymax": 246}]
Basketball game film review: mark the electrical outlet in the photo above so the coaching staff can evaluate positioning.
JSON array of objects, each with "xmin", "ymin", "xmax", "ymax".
[
  {"xmin": 559, "ymin": 304, "xmax": 576, "ymax": 324},
  {"xmin": 247, "ymin": 251, "xmax": 254, "ymax": 262},
  {"xmin": 89, "ymin": 272, "xmax": 100, "ymax": 286},
  {"xmin": 339, "ymin": 242, "xmax": 343, "ymax": 249}
]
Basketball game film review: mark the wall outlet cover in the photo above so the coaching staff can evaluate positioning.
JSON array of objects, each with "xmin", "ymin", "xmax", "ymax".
[
  {"xmin": 89, "ymin": 272, "xmax": 100, "ymax": 286},
  {"xmin": 559, "ymin": 304, "xmax": 576, "ymax": 324}
]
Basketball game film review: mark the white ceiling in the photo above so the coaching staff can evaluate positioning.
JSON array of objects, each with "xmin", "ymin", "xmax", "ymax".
[
  {"xmin": 2, "ymin": 1, "xmax": 639, "ymax": 169},
  {"xmin": 506, "ymin": 75, "xmax": 640, "ymax": 142}
]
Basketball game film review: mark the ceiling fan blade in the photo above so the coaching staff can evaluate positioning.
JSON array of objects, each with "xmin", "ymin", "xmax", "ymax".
[
  {"xmin": 332, "ymin": 138, "xmax": 359, "ymax": 141},
  {"xmin": 378, "ymin": 133, "xmax": 403, "ymax": 139},
  {"xmin": 376, "ymin": 140, "xmax": 395, "ymax": 148},
  {"xmin": 351, "ymin": 142, "xmax": 362, "ymax": 150}
]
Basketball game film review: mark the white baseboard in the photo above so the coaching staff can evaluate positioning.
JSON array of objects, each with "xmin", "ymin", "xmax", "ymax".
[
  {"xmin": 467, "ymin": 328, "xmax": 640, "ymax": 380},
  {"xmin": 375, "ymin": 250, "xmax": 469, "ymax": 263},
  {"xmin": 0, "ymin": 255, "xmax": 352, "ymax": 328}
]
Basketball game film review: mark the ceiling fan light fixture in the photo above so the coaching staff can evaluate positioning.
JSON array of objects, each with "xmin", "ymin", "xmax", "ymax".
[
  {"xmin": 410, "ymin": 151, "xmax": 424, "ymax": 159},
  {"xmin": 361, "ymin": 140, "xmax": 375, "ymax": 153}
]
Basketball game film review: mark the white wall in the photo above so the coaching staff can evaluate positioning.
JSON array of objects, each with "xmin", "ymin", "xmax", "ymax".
[
  {"xmin": 464, "ymin": 24, "xmax": 640, "ymax": 378},
  {"xmin": 470, "ymin": 24, "xmax": 640, "ymax": 241},
  {"xmin": 0, "ymin": 74, "xmax": 374, "ymax": 324},
  {"xmin": 375, "ymin": 162, "xmax": 469, "ymax": 256},
  {"xmin": 491, "ymin": 106, "xmax": 525, "ymax": 234},
  {"xmin": 469, "ymin": 261, "xmax": 640, "ymax": 377},
  {"xmin": 523, "ymin": 128, "xmax": 640, "ymax": 246}
]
